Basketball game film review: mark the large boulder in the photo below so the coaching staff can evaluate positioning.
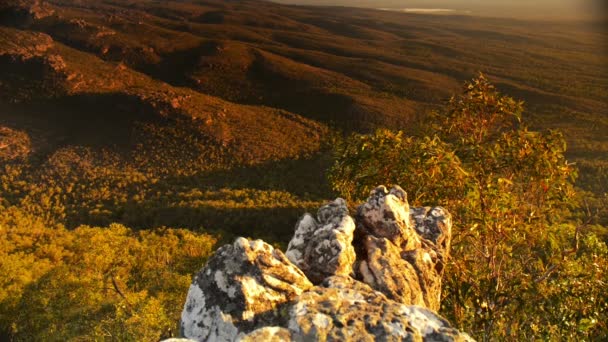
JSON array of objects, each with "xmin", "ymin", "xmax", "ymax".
[
  {"xmin": 181, "ymin": 238, "xmax": 313, "ymax": 341},
  {"xmin": 285, "ymin": 198, "xmax": 356, "ymax": 284}
]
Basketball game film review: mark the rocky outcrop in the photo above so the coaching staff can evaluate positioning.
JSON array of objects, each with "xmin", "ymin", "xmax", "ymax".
[
  {"xmin": 0, "ymin": 28, "xmax": 70, "ymax": 101},
  {"xmin": 181, "ymin": 238, "xmax": 312, "ymax": 341},
  {"xmin": 355, "ymin": 186, "xmax": 452, "ymax": 310},
  {"xmin": 180, "ymin": 185, "xmax": 472, "ymax": 341},
  {"xmin": 357, "ymin": 185, "xmax": 413, "ymax": 246},
  {"xmin": 358, "ymin": 235, "xmax": 426, "ymax": 307}
]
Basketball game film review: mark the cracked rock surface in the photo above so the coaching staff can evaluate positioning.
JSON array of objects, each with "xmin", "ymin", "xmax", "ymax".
[
  {"xmin": 180, "ymin": 185, "xmax": 472, "ymax": 341},
  {"xmin": 288, "ymin": 276, "xmax": 469, "ymax": 342},
  {"xmin": 355, "ymin": 186, "xmax": 451, "ymax": 310},
  {"xmin": 180, "ymin": 238, "xmax": 312, "ymax": 341},
  {"xmin": 358, "ymin": 235, "xmax": 425, "ymax": 306},
  {"xmin": 285, "ymin": 198, "xmax": 356, "ymax": 284}
]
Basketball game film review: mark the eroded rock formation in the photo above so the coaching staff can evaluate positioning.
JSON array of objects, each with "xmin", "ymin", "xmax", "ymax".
[
  {"xmin": 181, "ymin": 238, "xmax": 312, "ymax": 341},
  {"xmin": 180, "ymin": 185, "xmax": 473, "ymax": 341},
  {"xmin": 356, "ymin": 186, "xmax": 452, "ymax": 310},
  {"xmin": 285, "ymin": 198, "xmax": 356, "ymax": 284}
]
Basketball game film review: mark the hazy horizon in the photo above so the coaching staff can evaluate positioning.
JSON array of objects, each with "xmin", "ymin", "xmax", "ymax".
[{"xmin": 270, "ymin": 0, "xmax": 607, "ymax": 20}]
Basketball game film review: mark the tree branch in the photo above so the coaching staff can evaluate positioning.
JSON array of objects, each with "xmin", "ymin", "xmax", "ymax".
[{"xmin": 111, "ymin": 275, "xmax": 133, "ymax": 312}]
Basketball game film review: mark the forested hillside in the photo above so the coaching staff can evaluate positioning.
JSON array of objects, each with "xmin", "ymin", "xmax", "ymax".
[{"xmin": 0, "ymin": 0, "xmax": 606, "ymax": 340}]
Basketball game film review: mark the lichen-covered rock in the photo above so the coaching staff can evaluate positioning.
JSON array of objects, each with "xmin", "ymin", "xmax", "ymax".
[
  {"xmin": 357, "ymin": 185, "xmax": 419, "ymax": 249},
  {"xmin": 407, "ymin": 206, "xmax": 453, "ymax": 309},
  {"xmin": 238, "ymin": 327, "xmax": 292, "ymax": 341},
  {"xmin": 410, "ymin": 206, "xmax": 452, "ymax": 262},
  {"xmin": 180, "ymin": 186, "xmax": 471, "ymax": 341},
  {"xmin": 181, "ymin": 238, "xmax": 313, "ymax": 341},
  {"xmin": 288, "ymin": 276, "xmax": 472, "ymax": 342},
  {"xmin": 355, "ymin": 186, "xmax": 452, "ymax": 311},
  {"xmin": 285, "ymin": 198, "xmax": 356, "ymax": 284}
]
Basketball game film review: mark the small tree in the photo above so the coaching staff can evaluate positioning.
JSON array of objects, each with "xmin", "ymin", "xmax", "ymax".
[{"xmin": 329, "ymin": 74, "xmax": 607, "ymax": 340}]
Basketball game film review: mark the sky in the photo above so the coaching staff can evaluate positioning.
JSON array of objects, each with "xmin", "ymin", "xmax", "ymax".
[{"xmin": 270, "ymin": 0, "xmax": 606, "ymax": 20}]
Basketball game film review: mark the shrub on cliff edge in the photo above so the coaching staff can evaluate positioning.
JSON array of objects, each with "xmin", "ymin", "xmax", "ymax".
[{"xmin": 329, "ymin": 74, "xmax": 607, "ymax": 340}]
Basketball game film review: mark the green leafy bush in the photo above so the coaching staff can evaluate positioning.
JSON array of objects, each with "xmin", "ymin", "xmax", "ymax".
[{"xmin": 329, "ymin": 75, "xmax": 608, "ymax": 340}]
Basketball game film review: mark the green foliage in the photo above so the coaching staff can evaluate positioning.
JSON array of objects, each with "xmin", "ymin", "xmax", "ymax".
[
  {"xmin": 0, "ymin": 113, "xmax": 328, "ymax": 339},
  {"xmin": 1, "ymin": 146, "xmax": 325, "ymax": 241},
  {"xmin": 329, "ymin": 75, "xmax": 608, "ymax": 340},
  {"xmin": 1, "ymin": 0, "xmax": 606, "ymax": 338},
  {"xmin": 0, "ymin": 207, "xmax": 217, "ymax": 341},
  {"xmin": 328, "ymin": 131, "xmax": 466, "ymax": 205}
]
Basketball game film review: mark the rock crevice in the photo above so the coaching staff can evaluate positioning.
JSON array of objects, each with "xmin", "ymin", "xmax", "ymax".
[{"xmin": 179, "ymin": 185, "xmax": 473, "ymax": 341}]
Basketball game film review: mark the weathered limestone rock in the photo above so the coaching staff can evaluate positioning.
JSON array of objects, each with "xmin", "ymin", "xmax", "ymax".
[
  {"xmin": 357, "ymin": 185, "xmax": 419, "ymax": 249},
  {"xmin": 285, "ymin": 198, "xmax": 356, "ymax": 284},
  {"xmin": 358, "ymin": 235, "xmax": 425, "ymax": 306},
  {"xmin": 355, "ymin": 186, "xmax": 452, "ymax": 311},
  {"xmin": 407, "ymin": 206, "xmax": 453, "ymax": 309},
  {"xmin": 181, "ymin": 238, "xmax": 313, "ymax": 341},
  {"xmin": 288, "ymin": 276, "xmax": 472, "ymax": 342},
  {"xmin": 410, "ymin": 206, "xmax": 452, "ymax": 263},
  {"xmin": 180, "ymin": 186, "xmax": 470, "ymax": 341}
]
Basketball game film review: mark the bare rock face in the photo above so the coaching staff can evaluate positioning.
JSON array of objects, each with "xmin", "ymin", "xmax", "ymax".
[
  {"xmin": 181, "ymin": 238, "xmax": 313, "ymax": 341},
  {"xmin": 407, "ymin": 206, "xmax": 453, "ymax": 310},
  {"xmin": 355, "ymin": 186, "xmax": 451, "ymax": 311},
  {"xmin": 285, "ymin": 198, "xmax": 356, "ymax": 284},
  {"xmin": 357, "ymin": 185, "xmax": 415, "ymax": 247},
  {"xmin": 410, "ymin": 206, "xmax": 452, "ymax": 260},
  {"xmin": 180, "ymin": 185, "xmax": 471, "ymax": 341},
  {"xmin": 358, "ymin": 235, "xmax": 425, "ymax": 306}
]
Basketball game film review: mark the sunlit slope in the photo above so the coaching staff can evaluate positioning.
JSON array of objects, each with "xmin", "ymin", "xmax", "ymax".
[
  {"xmin": 1, "ymin": 0, "xmax": 606, "ymax": 215},
  {"xmin": 0, "ymin": 26, "xmax": 327, "ymax": 173},
  {"xmin": 6, "ymin": 0, "xmax": 604, "ymax": 151}
]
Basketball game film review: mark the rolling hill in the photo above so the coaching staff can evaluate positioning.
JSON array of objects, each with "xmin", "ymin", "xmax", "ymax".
[{"xmin": 1, "ymin": 0, "xmax": 606, "ymax": 235}]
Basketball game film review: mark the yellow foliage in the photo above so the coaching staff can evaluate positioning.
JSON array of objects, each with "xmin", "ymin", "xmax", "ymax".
[{"xmin": 0, "ymin": 207, "xmax": 217, "ymax": 341}]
